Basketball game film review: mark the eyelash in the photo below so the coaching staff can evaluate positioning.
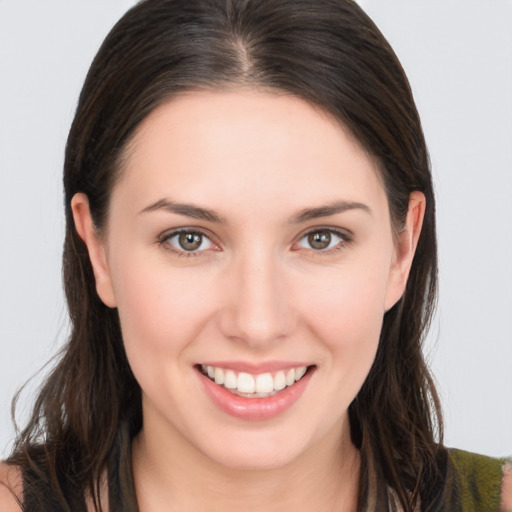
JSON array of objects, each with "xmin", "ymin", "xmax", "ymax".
[
  {"xmin": 156, "ymin": 227, "xmax": 353, "ymax": 258},
  {"xmin": 157, "ymin": 229, "xmax": 216, "ymax": 258},
  {"xmin": 295, "ymin": 227, "xmax": 352, "ymax": 255}
]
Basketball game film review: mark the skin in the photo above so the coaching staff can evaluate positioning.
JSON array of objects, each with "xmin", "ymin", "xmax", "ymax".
[
  {"xmin": 1, "ymin": 91, "xmax": 511, "ymax": 511},
  {"xmin": 0, "ymin": 465, "xmax": 22, "ymax": 512},
  {"xmin": 72, "ymin": 90, "xmax": 423, "ymax": 511}
]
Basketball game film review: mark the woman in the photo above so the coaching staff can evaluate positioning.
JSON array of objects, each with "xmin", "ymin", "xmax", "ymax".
[{"xmin": 1, "ymin": 0, "xmax": 510, "ymax": 510}]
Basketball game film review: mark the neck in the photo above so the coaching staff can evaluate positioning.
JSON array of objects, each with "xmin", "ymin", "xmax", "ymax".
[{"xmin": 132, "ymin": 411, "xmax": 360, "ymax": 512}]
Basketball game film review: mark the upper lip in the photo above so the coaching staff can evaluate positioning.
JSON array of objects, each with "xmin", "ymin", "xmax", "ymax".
[{"xmin": 198, "ymin": 361, "xmax": 313, "ymax": 373}]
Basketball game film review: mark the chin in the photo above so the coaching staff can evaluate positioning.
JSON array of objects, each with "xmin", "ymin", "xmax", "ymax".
[
  {"xmin": 206, "ymin": 446, "xmax": 300, "ymax": 471},
  {"xmin": 193, "ymin": 425, "xmax": 318, "ymax": 472}
]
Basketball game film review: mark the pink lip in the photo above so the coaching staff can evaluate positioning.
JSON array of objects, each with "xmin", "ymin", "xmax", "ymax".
[
  {"xmin": 197, "ymin": 366, "xmax": 314, "ymax": 421},
  {"xmin": 199, "ymin": 360, "xmax": 311, "ymax": 373}
]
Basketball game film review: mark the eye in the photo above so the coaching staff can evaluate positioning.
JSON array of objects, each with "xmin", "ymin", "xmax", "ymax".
[
  {"xmin": 162, "ymin": 230, "xmax": 214, "ymax": 254},
  {"xmin": 296, "ymin": 229, "xmax": 348, "ymax": 251}
]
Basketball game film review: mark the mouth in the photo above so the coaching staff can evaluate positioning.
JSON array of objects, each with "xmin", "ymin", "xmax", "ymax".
[
  {"xmin": 196, "ymin": 363, "xmax": 316, "ymax": 421},
  {"xmin": 198, "ymin": 364, "xmax": 313, "ymax": 398}
]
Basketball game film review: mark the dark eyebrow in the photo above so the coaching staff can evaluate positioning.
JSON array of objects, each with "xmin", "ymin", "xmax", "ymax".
[
  {"xmin": 139, "ymin": 199, "xmax": 225, "ymax": 223},
  {"xmin": 290, "ymin": 201, "xmax": 372, "ymax": 223}
]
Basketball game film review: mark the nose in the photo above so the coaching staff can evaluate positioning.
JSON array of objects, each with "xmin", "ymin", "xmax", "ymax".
[{"xmin": 218, "ymin": 247, "xmax": 297, "ymax": 349}]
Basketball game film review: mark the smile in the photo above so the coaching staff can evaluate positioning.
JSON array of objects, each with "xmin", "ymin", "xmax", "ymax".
[
  {"xmin": 200, "ymin": 364, "xmax": 309, "ymax": 398},
  {"xmin": 197, "ymin": 363, "xmax": 315, "ymax": 421}
]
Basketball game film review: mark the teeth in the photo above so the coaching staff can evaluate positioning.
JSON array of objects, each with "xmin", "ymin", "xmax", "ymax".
[
  {"xmin": 295, "ymin": 367, "xmax": 307, "ymax": 381},
  {"xmin": 237, "ymin": 372, "xmax": 255, "ymax": 393},
  {"xmin": 214, "ymin": 367, "xmax": 225, "ymax": 385},
  {"xmin": 274, "ymin": 371, "xmax": 286, "ymax": 391},
  {"xmin": 201, "ymin": 365, "xmax": 309, "ymax": 396},
  {"xmin": 286, "ymin": 368, "xmax": 295, "ymax": 386},
  {"xmin": 224, "ymin": 370, "xmax": 237, "ymax": 389},
  {"xmin": 255, "ymin": 373, "xmax": 274, "ymax": 393}
]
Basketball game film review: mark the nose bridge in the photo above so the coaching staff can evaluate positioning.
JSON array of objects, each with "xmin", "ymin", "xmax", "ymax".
[{"xmin": 220, "ymin": 242, "xmax": 294, "ymax": 346}]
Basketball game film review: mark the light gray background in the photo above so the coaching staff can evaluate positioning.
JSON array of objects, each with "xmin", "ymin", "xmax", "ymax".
[{"xmin": 1, "ymin": 0, "xmax": 511, "ymax": 459}]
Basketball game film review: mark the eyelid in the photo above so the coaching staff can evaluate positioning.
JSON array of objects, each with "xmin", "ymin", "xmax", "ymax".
[
  {"xmin": 294, "ymin": 226, "xmax": 353, "ymax": 252},
  {"xmin": 156, "ymin": 225, "xmax": 353, "ymax": 257},
  {"xmin": 156, "ymin": 227, "xmax": 220, "ymax": 257}
]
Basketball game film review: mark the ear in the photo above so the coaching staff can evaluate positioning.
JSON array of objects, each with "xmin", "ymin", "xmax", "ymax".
[
  {"xmin": 71, "ymin": 193, "xmax": 117, "ymax": 308},
  {"xmin": 384, "ymin": 191, "xmax": 426, "ymax": 311}
]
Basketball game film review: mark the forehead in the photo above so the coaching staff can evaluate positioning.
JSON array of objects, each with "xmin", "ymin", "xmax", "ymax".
[{"xmin": 114, "ymin": 90, "xmax": 387, "ymax": 217}]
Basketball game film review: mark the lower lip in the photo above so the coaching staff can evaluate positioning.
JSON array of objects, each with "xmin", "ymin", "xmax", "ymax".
[{"xmin": 198, "ymin": 367, "xmax": 314, "ymax": 421}]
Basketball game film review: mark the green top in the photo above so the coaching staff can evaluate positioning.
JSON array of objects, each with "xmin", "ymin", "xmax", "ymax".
[{"xmin": 444, "ymin": 448, "xmax": 507, "ymax": 512}]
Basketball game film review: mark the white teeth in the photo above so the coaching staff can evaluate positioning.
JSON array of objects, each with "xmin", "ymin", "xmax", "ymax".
[
  {"xmin": 295, "ymin": 366, "xmax": 307, "ymax": 381},
  {"xmin": 214, "ymin": 367, "xmax": 225, "ymax": 385},
  {"xmin": 286, "ymin": 368, "xmax": 296, "ymax": 386},
  {"xmin": 224, "ymin": 370, "xmax": 237, "ymax": 389},
  {"xmin": 255, "ymin": 373, "xmax": 274, "ymax": 393},
  {"xmin": 202, "ymin": 365, "xmax": 309, "ymax": 396},
  {"xmin": 274, "ymin": 371, "xmax": 286, "ymax": 390},
  {"xmin": 237, "ymin": 372, "xmax": 255, "ymax": 393}
]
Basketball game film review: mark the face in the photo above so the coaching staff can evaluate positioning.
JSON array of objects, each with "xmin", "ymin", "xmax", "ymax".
[{"xmin": 74, "ymin": 91, "xmax": 422, "ymax": 471}]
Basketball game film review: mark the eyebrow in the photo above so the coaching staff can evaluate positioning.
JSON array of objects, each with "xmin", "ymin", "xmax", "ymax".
[
  {"xmin": 139, "ymin": 199, "xmax": 226, "ymax": 223},
  {"xmin": 139, "ymin": 198, "xmax": 371, "ymax": 224},
  {"xmin": 290, "ymin": 200, "xmax": 372, "ymax": 223}
]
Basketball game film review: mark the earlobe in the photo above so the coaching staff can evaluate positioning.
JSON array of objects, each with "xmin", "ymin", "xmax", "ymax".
[
  {"xmin": 384, "ymin": 191, "xmax": 426, "ymax": 311},
  {"xmin": 71, "ymin": 193, "xmax": 117, "ymax": 308}
]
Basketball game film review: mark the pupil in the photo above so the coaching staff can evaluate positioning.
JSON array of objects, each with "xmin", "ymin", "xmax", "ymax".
[
  {"xmin": 309, "ymin": 231, "xmax": 331, "ymax": 250},
  {"xmin": 179, "ymin": 232, "xmax": 202, "ymax": 251}
]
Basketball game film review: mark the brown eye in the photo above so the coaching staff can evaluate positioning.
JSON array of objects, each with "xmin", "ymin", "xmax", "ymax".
[
  {"xmin": 308, "ymin": 231, "xmax": 332, "ymax": 250},
  {"xmin": 296, "ymin": 229, "xmax": 348, "ymax": 252},
  {"xmin": 163, "ymin": 230, "xmax": 214, "ymax": 254},
  {"xmin": 179, "ymin": 232, "xmax": 203, "ymax": 251}
]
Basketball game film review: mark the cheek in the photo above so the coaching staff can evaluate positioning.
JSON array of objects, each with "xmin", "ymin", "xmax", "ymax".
[
  {"xmin": 109, "ymin": 254, "xmax": 216, "ymax": 362},
  {"xmin": 302, "ymin": 264, "xmax": 388, "ymax": 337},
  {"xmin": 297, "ymin": 262, "xmax": 388, "ymax": 384}
]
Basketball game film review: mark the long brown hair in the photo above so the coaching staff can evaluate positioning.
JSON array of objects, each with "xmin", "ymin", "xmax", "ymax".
[{"xmin": 8, "ymin": 1, "xmax": 443, "ymax": 510}]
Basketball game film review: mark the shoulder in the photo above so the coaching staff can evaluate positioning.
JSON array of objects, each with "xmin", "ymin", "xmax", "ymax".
[
  {"xmin": 502, "ymin": 460, "xmax": 512, "ymax": 512},
  {"xmin": 446, "ymin": 448, "xmax": 510, "ymax": 511},
  {"xmin": 0, "ymin": 462, "xmax": 23, "ymax": 512}
]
